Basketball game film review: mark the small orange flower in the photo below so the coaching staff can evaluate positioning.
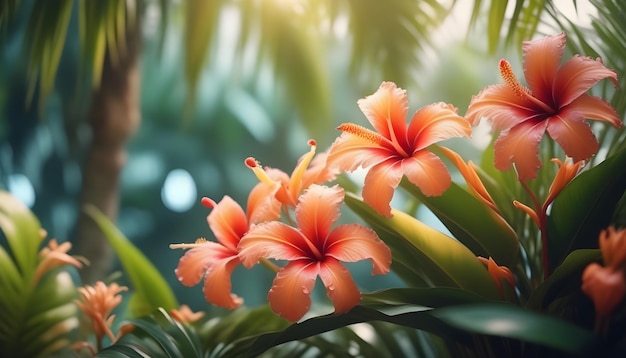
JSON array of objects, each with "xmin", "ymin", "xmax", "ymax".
[
  {"xmin": 33, "ymin": 238, "xmax": 87, "ymax": 286},
  {"xmin": 478, "ymin": 256, "xmax": 515, "ymax": 298},
  {"xmin": 543, "ymin": 157, "xmax": 585, "ymax": 208},
  {"xmin": 513, "ymin": 157, "xmax": 585, "ymax": 228},
  {"xmin": 238, "ymin": 184, "xmax": 391, "ymax": 322},
  {"xmin": 328, "ymin": 81, "xmax": 471, "ymax": 217},
  {"xmin": 170, "ymin": 187, "xmax": 281, "ymax": 309},
  {"xmin": 466, "ymin": 33, "xmax": 621, "ymax": 181},
  {"xmin": 75, "ymin": 281, "xmax": 127, "ymax": 347},
  {"xmin": 246, "ymin": 139, "xmax": 338, "ymax": 209},
  {"xmin": 170, "ymin": 304, "xmax": 205, "ymax": 324},
  {"xmin": 437, "ymin": 145, "xmax": 499, "ymax": 213},
  {"xmin": 581, "ymin": 227, "xmax": 626, "ymax": 322}
]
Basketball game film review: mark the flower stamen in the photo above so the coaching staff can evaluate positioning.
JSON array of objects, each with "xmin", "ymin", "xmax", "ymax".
[
  {"xmin": 499, "ymin": 59, "xmax": 555, "ymax": 113},
  {"xmin": 337, "ymin": 123, "xmax": 387, "ymax": 146}
]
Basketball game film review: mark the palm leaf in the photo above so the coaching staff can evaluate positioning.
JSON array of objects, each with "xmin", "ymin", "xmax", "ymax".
[
  {"xmin": 23, "ymin": 0, "xmax": 72, "ymax": 110},
  {"xmin": 0, "ymin": 191, "xmax": 79, "ymax": 357},
  {"xmin": 346, "ymin": 0, "xmax": 450, "ymax": 86},
  {"xmin": 97, "ymin": 308, "xmax": 204, "ymax": 358}
]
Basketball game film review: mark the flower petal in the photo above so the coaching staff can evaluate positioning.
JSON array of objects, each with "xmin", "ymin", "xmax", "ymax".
[
  {"xmin": 560, "ymin": 94, "xmax": 623, "ymax": 129},
  {"xmin": 403, "ymin": 151, "xmax": 451, "ymax": 196},
  {"xmin": 238, "ymin": 222, "xmax": 310, "ymax": 267},
  {"xmin": 326, "ymin": 224, "xmax": 391, "ymax": 275},
  {"xmin": 357, "ymin": 82, "xmax": 409, "ymax": 148},
  {"xmin": 554, "ymin": 55, "xmax": 619, "ymax": 107},
  {"xmin": 408, "ymin": 102, "xmax": 472, "ymax": 150},
  {"xmin": 327, "ymin": 133, "xmax": 394, "ymax": 173},
  {"xmin": 546, "ymin": 114, "xmax": 599, "ymax": 162},
  {"xmin": 247, "ymin": 182, "xmax": 282, "ymax": 224},
  {"xmin": 301, "ymin": 150, "xmax": 339, "ymax": 189},
  {"xmin": 202, "ymin": 256, "xmax": 243, "ymax": 309},
  {"xmin": 207, "ymin": 196, "xmax": 249, "ymax": 251},
  {"xmin": 362, "ymin": 160, "xmax": 404, "ymax": 217},
  {"xmin": 522, "ymin": 32, "xmax": 566, "ymax": 104},
  {"xmin": 465, "ymin": 84, "xmax": 538, "ymax": 129},
  {"xmin": 267, "ymin": 260, "xmax": 319, "ymax": 322},
  {"xmin": 296, "ymin": 184, "xmax": 344, "ymax": 246},
  {"xmin": 318, "ymin": 257, "xmax": 361, "ymax": 314},
  {"xmin": 174, "ymin": 242, "xmax": 236, "ymax": 286},
  {"xmin": 494, "ymin": 120, "xmax": 548, "ymax": 180}
]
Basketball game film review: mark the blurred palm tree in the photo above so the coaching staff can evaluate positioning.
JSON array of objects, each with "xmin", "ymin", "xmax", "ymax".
[{"xmin": 1, "ymin": 0, "xmax": 623, "ymax": 283}]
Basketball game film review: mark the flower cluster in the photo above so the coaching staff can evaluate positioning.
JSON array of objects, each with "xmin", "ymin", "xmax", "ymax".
[{"xmin": 171, "ymin": 32, "xmax": 623, "ymax": 326}]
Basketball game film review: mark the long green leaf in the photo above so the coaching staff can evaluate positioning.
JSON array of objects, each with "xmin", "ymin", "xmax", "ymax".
[
  {"xmin": 526, "ymin": 249, "xmax": 600, "ymax": 311},
  {"xmin": 361, "ymin": 287, "xmax": 488, "ymax": 310},
  {"xmin": 400, "ymin": 178, "xmax": 519, "ymax": 268},
  {"xmin": 431, "ymin": 303, "xmax": 596, "ymax": 356},
  {"xmin": 247, "ymin": 303, "xmax": 596, "ymax": 357},
  {"xmin": 344, "ymin": 193, "xmax": 500, "ymax": 300},
  {"xmin": 547, "ymin": 147, "xmax": 626, "ymax": 272},
  {"xmin": 84, "ymin": 205, "xmax": 178, "ymax": 317},
  {"xmin": 183, "ymin": 0, "xmax": 221, "ymax": 114}
]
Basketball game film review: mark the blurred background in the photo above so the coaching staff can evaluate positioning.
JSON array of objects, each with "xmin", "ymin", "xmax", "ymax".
[{"xmin": 0, "ymin": 0, "xmax": 612, "ymax": 315}]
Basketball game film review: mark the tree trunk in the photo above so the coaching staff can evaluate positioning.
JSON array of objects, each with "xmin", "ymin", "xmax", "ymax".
[{"xmin": 74, "ymin": 23, "xmax": 141, "ymax": 284}]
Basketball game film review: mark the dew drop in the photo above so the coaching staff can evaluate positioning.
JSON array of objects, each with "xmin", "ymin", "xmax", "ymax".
[{"xmin": 302, "ymin": 286, "xmax": 310, "ymax": 294}]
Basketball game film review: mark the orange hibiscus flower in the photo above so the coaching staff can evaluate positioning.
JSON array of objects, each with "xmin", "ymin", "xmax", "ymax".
[
  {"xmin": 170, "ymin": 183, "xmax": 281, "ymax": 309},
  {"xmin": 466, "ymin": 32, "xmax": 621, "ymax": 181},
  {"xmin": 238, "ymin": 184, "xmax": 391, "ymax": 322},
  {"xmin": 328, "ymin": 81, "xmax": 471, "ymax": 217}
]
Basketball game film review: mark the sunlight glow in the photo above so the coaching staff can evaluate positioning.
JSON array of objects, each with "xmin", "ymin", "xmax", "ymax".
[
  {"xmin": 161, "ymin": 169, "xmax": 197, "ymax": 212},
  {"xmin": 8, "ymin": 173, "xmax": 35, "ymax": 208}
]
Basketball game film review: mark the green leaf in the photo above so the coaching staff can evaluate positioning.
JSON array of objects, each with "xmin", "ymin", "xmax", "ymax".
[
  {"xmin": 431, "ymin": 303, "xmax": 597, "ymax": 356},
  {"xmin": 99, "ymin": 308, "xmax": 203, "ymax": 358},
  {"xmin": 344, "ymin": 193, "xmax": 500, "ymax": 300},
  {"xmin": 487, "ymin": 0, "xmax": 508, "ymax": 53},
  {"xmin": 526, "ymin": 249, "xmax": 601, "ymax": 311},
  {"xmin": 247, "ymin": 303, "xmax": 597, "ymax": 357},
  {"xmin": 23, "ymin": 0, "xmax": 73, "ymax": 110},
  {"xmin": 361, "ymin": 287, "xmax": 488, "ymax": 310},
  {"xmin": 85, "ymin": 205, "xmax": 178, "ymax": 316},
  {"xmin": 183, "ymin": 0, "xmax": 221, "ymax": 115},
  {"xmin": 0, "ymin": 190, "xmax": 44, "ymax": 279},
  {"xmin": 400, "ymin": 178, "xmax": 519, "ymax": 268},
  {"xmin": 547, "ymin": 147, "xmax": 626, "ymax": 272}
]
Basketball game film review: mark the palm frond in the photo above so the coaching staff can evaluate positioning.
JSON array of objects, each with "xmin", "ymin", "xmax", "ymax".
[
  {"xmin": 466, "ymin": 0, "xmax": 550, "ymax": 53},
  {"xmin": 23, "ymin": 0, "xmax": 72, "ymax": 110},
  {"xmin": 79, "ymin": 0, "xmax": 133, "ymax": 88},
  {"xmin": 346, "ymin": 0, "xmax": 451, "ymax": 87}
]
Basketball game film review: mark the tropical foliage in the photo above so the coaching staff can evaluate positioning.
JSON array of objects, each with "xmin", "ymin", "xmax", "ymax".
[{"xmin": 1, "ymin": 1, "xmax": 626, "ymax": 358}]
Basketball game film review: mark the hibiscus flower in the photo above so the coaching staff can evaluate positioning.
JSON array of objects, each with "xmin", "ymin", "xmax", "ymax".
[
  {"xmin": 328, "ymin": 81, "xmax": 471, "ymax": 217},
  {"xmin": 238, "ymin": 184, "xmax": 391, "ymax": 322},
  {"xmin": 170, "ymin": 182, "xmax": 281, "ymax": 309},
  {"xmin": 465, "ymin": 32, "xmax": 621, "ymax": 180}
]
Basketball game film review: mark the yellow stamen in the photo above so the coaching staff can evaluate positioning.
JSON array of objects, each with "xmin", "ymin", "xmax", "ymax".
[
  {"xmin": 245, "ymin": 157, "xmax": 278, "ymax": 186},
  {"xmin": 170, "ymin": 238, "xmax": 209, "ymax": 250},
  {"xmin": 499, "ymin": 59, "xmax": 555, "ymax": 113},
  {"xmin": 289, "ymin": 139, "xmax": 317, "ymax": 200},
  {"xmin": 337, "ymin": 123, "xmax": 387, "ymax": 146},
  {"xmin": 499, "ymin": 59, "xmax": 531, "ymax": 98}
]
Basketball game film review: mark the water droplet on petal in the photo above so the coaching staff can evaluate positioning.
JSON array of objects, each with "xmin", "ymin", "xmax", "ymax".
[{"xmin": 302, "ymin": 286, "xmax": 310, "ymax": 294}]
